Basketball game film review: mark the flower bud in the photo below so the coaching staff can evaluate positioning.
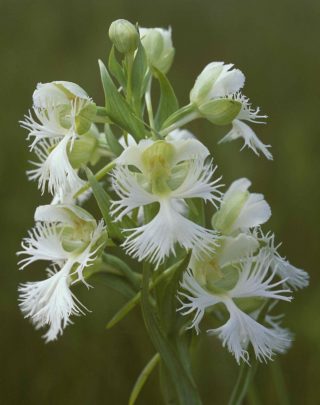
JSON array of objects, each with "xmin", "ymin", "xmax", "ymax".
[
  {"xmin": 140, "ymin": 27, "xmax": 175, "ymax": 73},
  {"xmin": 109, "ymin": 19, "xmax": 139, "ymax": 54},
  {"xmin": 190, "ymin": 62, "xmax": 245, "ymax": 106}
]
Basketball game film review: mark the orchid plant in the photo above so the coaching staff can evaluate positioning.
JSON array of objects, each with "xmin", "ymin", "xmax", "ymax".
[{"xmin": 18, "ymin": 19, "xmax": 309, "ymax": 404}]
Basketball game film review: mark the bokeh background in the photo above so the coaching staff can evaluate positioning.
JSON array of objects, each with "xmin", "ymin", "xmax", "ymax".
[{"xmin": 1, "ymin": 0, "xmax": 320, "ymax": 404}]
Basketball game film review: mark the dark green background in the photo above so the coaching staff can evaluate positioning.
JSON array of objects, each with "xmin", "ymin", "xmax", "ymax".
[{"xmin": 1, "ymin": 0, "xmax": 319, "ymax": 404}]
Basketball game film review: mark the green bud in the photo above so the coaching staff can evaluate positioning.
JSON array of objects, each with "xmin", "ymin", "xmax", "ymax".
[
  {"xmin": 109, "ymin": 19, "xmax": 139, "ymax": 54},
  {"xmin": 141, "ymin": 141, "xmax": 175, "ymax": 195},
  {"xmin": 211, "ymin": 190, "xmax": 249, "ymax": 234},
  {"xmin": 198, "ymin": 98, "xmax": 242, "ymax": 125}
]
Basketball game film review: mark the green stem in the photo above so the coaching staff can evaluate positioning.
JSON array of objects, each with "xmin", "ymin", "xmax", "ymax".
[
  {"xmin": 129, "ymin": 353, "xmax": 160, "ymax": 405},
  {"xmin": 73, "ymin": 161, "xmax": 115, "ymax": 199},
  {"xmin": 106, "ymin": 257, "xmax": 186, "ymax": 329},
  {"xmin": 160, "ymin": 104, "xmax": 200, "ymax": 136},
  {"xmin": 228, "ymin": 361, "xmax": 258, "ymax": 405},
  {"xmin": 271, "ymin": 360, "xmax": 290, "ymax": 405},
  {"xmin": 145, "ymin": 78, "xmax": 155, "ymax": 129},
  {"xmin": 125, "ymin": 52, "xmax": 134, "ymax": 103},
  {"xmin": 94, "ymin": 106, "xmax": 111, "ymax": 123}
]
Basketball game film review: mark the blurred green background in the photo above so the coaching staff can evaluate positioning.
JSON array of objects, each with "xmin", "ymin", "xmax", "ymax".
[{"xmin": 1, "ymin": 0, "xmax": 320, "ymax": 404}]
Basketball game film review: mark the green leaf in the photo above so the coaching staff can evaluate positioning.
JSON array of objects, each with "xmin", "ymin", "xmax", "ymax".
[
  {"xmin": 102, "ymin": 253, "xmax": 140, "ymax": 288},
  {"xmin": 108, "ymin": 46, "xmax": 126, "ymax": 88},
  {"xmin": 90, "ymin": 273, "xmax": 135, "ymax": 300},
  {"xmin": 99, "ymin": 60, "xmax": 146, "ymax": 139},
  {"xmin": 154, "ymin": 68, "xmax": 179, "ymax": 130},
  {"xmin": 104, "ymin": 124, "xmax": 124, "ymax": 156},
  {"xmin": 156, "ymin": 253, "xmax": 191, "ymax": 334},
  {"xmin": 141, "ymin": 262, "xmax": 202, "ymax": 405},
  {"xmin": 129, "ymin": 353, "xmax": 160, "ymax": 405},
  {"xmin": 131, "ymin": 42, "xmax": 148, "ymax": 106},
  {"xmin": 106, "ymin": 258, "xmax": 184, "ymax": 330},
  {"xmin": 85, "ymin": 167, "xmax": 122, "ymax": 241}
]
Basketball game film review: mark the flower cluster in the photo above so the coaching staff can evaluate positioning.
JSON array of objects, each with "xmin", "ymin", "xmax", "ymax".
[{"xmin": 18, "ymin": 17, "xmax": 308, "ymax": 377}]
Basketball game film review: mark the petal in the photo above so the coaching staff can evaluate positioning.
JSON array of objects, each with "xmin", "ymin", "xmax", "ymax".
[
  {"xmin": 178, "ymin": 269, "xmax": 220, "ymax": 333},
  {"xmin": 18, "ymin": 261, "xmax": 87, "ymax": 342},
  {"xmin": 218, "ymin": 233, "xmax": 259, "ymax": 267},
  {"xmin": 230, "ymin": 252, "xmax": 292, "ymax": 302},
  {"xmin": 231, "ymin": 192, "xmax": 271, "ymax": 232},
  {"xmin": 166, "ymin": 128, "xmax": 196, "ymax": 141},
  {"xmin": 116, "ymin": 139, "xmax": 153, "ymax": 170},
  {"xmin": 209, "ymin": 64, "xmax": 245, "ymax": 99},
  {"xmin": 171, "ymin": 159, "xmax": 223, "ymax": 206},
  {"xmin": 219, "ymin": 119, "xmax": 273, "ymax": 160},
  {"xmin": 28, "ymin": 135, "xmax": 85, "ymax": 196},
  {"xmin": 122, "ymin": 198, "xmax": 218, "ymax": 266},
  {"xmin": 222, "ymin": 178, "xmax": 251, "ymax": 204},
  {"xmin": 111, "ymin": 166, "xmax": 157, "ymax": 220},
  {"xmin": 17, "ymin": 223, "xmax": 68, "ymax": 269},
  {"xmin": 170, "ymin": 139, "xmax": 210, "ymax": 165},
  {"xmin": 35, "ymin": 204, "xmax": 95, "ymax": 225},
  {"xmin": 209, "ymin": 299, "xmax": 292, "ymax": 363}
]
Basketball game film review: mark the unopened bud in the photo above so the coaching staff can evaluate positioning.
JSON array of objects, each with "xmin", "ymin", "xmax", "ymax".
[{"xmin": 109, "ymin": 19, "xmax": 139, "ymax": 54}]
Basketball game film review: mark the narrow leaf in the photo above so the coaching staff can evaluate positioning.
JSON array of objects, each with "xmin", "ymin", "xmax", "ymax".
[
  {"xmin": 129, "ymin": 353, "xmax": 160, "ymax": 405},
  {"xmin": 99, "ymin": 60, "xmax": 145, "ymax": 139},
  {"xmin": 131, "ymin": 42, "xmax": 148, "ymax": 105},
  {"xmin": 141, "ymin": 262, "xmax": 202, "ymax": 405},
  {"xmin": 102, "ymin": 253, "xmax": 140, "ymax": 288},
  {"xmin": 108, "ymin": 46, "xmax": 126, "ymax": 88},
  {"xmin": 85, "ymin": 167, "xmax": 122, "ymax": 241},
  {"xmin": 104, "ymin": 124, "xmax": 124, "ymax": 156},
  {"xmin": 90, "ymin": 273, "xmax": 135, "ymax": 300},
  {"xmin": 154, "ymin": 68, "xmax": 179, "ymax": 130},
  {"xmin": 106, "ymin": 258, "xmax": 184, "ymax": 330}
]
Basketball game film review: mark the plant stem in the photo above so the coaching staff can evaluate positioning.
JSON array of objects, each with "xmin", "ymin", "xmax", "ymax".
[
  {"xmin": 160, "ymin": 109, "xmax": 199, "ymax": 136},
  {"xmin": 145, "ymin": 78, "xmax": 155, "ymax": 129},
  {"xmin": 271, "ymin": 360, "xmax": 290, "ymax": 405},
  {"xmin": 106, "ymin": 257, "xmax": 186, "ymax": 329},
  {"xmin": 73, "ymin": 161, "xmax": 115, "ymax": 199},
  {"xmin": 125, "ymin": 52, "xmax": 134, "ymax": 103},
  {"xmin": 228, "ymin": 361, "xmax": 258, "ymax": 405}
]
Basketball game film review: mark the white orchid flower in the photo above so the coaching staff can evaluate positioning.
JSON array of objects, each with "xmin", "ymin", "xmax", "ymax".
[
  {"xmin": 179, "ymin": 251, "xmax": 292, "ymax": 363},
  {"xmin": 20, "ymin": 82, "xmax": 96, "ymax": 198},
  {"xmin": 111, "ymin": 138, "xmax": 223, "ymax": 266},
  {"xmin": 18, "ymin": 204, "xmax": 107, "ymax": 342}
]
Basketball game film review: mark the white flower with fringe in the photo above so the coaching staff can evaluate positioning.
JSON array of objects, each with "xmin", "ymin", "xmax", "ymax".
[
  {"xmin": 18, "ymin": 204, "xmax": 107, "ymax": 342},
  {"xmin": 20, "ymin": 81, "xmax": 97, "ymax": 199},
  {"xmin": 111, "ymin": 138, "xmax": 223, "ymax": 266},
  {"xmin": 179, "ymin": 251, "xmax": 293, "ymax": 364}
]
